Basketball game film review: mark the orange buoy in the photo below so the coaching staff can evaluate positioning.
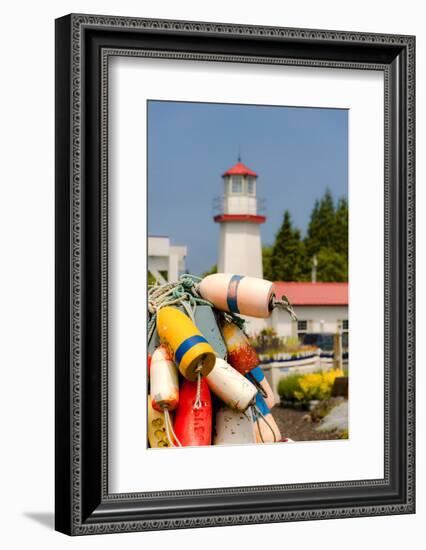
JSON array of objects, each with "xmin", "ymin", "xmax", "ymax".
[
  {"xmin": 157, "ymin": 307, "xmax": 216, "ymax": 381},
  {"xmin": 150, "ymin": 344, "xmax": 179, "ymax": 412},
  {"xmin": 220, "ymin": 320, "xmax": 259, "ymax": 375},
  {"xmin": 213, "ymin": 406, "xmax": 256, "ymax": 445},
  {"xmin": 147, "ymin": 395, "xmax": 172, "ymax": 448},
  {"xmin": 197, "ymin": 274, "xmax": 274, "ymax": 318},
  {"xmin": 206, "ymin": 358, "xmax": 257, "ymax": 411},
  {"xmin": 173, "ymin": 378, "xmax": 212, "ymax": 446}
]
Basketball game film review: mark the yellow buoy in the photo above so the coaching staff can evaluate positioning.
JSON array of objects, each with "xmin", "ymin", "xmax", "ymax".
[
  {"xmin": 147, "ymin": 395, "xmax": 172, "ymax": 448},
  {"xmin": 156, "ymin": 307, "xmax": 216, "ymax": 381}
]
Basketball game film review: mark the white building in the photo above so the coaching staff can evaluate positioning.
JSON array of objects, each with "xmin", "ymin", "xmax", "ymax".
[
  {"xmin": 269, "ymin": 281, "xmax": 348, "ymax": 340},
  {"xmin": 148, "ymin": 235, "xmax": 187, "ymax": 284}
]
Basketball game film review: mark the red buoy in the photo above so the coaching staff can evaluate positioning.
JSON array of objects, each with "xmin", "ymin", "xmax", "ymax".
[{"xmin": 173, "ymin": 378, "xmax": 212, "ymax": 446}]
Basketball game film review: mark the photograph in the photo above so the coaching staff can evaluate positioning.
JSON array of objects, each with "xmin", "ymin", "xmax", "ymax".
[{"xmin": 147, "ymin": 100, "xmax": 349, "ymax": 448}]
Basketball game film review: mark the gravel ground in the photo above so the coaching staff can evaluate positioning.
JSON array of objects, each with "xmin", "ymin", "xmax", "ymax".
[
  {"xmin": 272, "ymin": 405, "xmax": 345, "ymax": 441},
  {"xmin": 316, "ymin": 401, "xmax": 348, "ymax": 432}
]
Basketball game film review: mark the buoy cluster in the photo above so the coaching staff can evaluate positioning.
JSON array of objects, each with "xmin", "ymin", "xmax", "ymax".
[{"xmin": 147, "ymin": 273, "xmax": 295, "ymax": 448}]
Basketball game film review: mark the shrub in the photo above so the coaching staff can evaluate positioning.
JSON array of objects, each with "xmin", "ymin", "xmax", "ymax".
[
  {"xmin": 278, "ymin": 373, "xmax": 303, "ymax": 401},
  {"xmin": 251, "ymin": 331, "xmax": 303, "ymax": 355},
  {"xmin": 278, "ymin": 369, "xmax": 344, "ymax": 405}
]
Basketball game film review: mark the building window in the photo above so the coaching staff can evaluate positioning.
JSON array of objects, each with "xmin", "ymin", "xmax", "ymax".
[
  {"xmin": 297, "ymin": 320, "xmax": 308, "ymax": 342},
  {"xmin": 342, "ymin": 319, "xmax": 349, "ymax": 331},
  {"xmin": 231, "ymin": 176, "xmax": 243, "ymax": 193},
  {"xmin": 247, "ymin": 177, "xmax": 255, "ymax": 195}
]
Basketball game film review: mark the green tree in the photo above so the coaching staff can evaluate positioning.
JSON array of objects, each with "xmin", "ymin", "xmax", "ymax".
[
  {"xmin": 303, "ymin": 190, "xmax": 348, "ymax": 282},
  {"xmin": 334, "ymin": 197, "xmax": 348, "ymax": 257},
  {"xmin": 270, "ymin": 210, "xmax": 306, "ymax": 281},
  {"xmin": 305, "ymin": 198, "xmax": 320, "ymax": 259},
  {"xmin": 315, "ymin": 247, "xmax": 348, "ymax": 282},
  {"xmin": 262, "ymin": 245, "xmax": 273, "ymax": 280},
  {"xmin": 305, "ymin": 188, "xmax": 336, "ymax": 257},
  {"xmin": 202, "ymin": 264, "xmax": 217, "ymax": 278}
]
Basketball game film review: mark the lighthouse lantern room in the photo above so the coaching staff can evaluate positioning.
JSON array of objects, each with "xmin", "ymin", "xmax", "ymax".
[{"xmin": 214, "ymin": 161, "xmax": 265, "ymax": 278}]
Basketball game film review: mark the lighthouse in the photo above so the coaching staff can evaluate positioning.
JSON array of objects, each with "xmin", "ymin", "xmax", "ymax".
[{"xmin": 214, "ymin": 161, "xmax": 265, "ymax": 278}]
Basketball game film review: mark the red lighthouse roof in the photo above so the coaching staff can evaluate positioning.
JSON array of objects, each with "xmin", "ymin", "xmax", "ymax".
[{"xmin": 222, "ymin": 162, "xmax": 257, "ymax": 177}]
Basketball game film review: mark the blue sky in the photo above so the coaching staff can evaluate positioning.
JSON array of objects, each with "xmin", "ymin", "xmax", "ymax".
[{"xmin": 148, "ymin": 101, "xmax": 348, "ymax": 276}]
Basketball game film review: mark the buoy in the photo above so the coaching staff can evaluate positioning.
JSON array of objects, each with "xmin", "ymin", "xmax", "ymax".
[
  {"xmin": 245, "ymin": 366, "xmax": 276, "ymax": 409},
  {"xmin": 220, "ymin": 320, "xmax": 259, "ymax": 375},
  {"xmin": 150, "ymin": 345, "xmax": 179, "ymax": 412},
  {"xmin": 193, "ymin": 304, "xmax": 227, "ymax": 359},
  {"xmin": 148, "ymin": 304, "xmax": 227, "ymax": 359},
  {"xmin": 147, "ymin": 353, "xmax": 152, "ymax": 379},
  {"xmin": 213, "ymin": 406, "xmax": 256, "ymax": 445},
  {"xmin": 206, "ymin": 357, "xmax": 257, "ymax": 411},
  {"xmin": 147, "ymin": 395, "xmax": 172, "ymax": 448},
  {"xmin": 198, "ymin": 273, "xmax": 274, "ymax": 318},
  {"xmin": 253, "ymin": 409, "xmax": 282, "ymax": 443},
  {"xmin": 157, "ymin": 307, "xmax": 216, "ymax": 381},
  {"xmin": 245, "ymin": 366, "xmax": 281, "ymax": 443},
  {"xmin": 150, "ymin": 344, "xmax": 181, "ymax": 446},
  {"xmin": 173, "ymin": 378, "xmax": 212, "ymax": 446}
]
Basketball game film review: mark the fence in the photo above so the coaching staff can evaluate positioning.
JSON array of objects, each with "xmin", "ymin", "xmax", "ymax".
[{"xmin": 260, "ymin": 352, "xmax": 349, "ymax": 404}]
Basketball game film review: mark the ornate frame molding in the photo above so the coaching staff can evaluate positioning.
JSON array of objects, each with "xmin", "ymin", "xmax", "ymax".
[{"xmin": 55, "ymin": 14, "xmax": 415, "ymax": 535}]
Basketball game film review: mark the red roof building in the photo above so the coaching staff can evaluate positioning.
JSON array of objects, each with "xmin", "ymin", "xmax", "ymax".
[
  {"xmin": 273, "ymin": 282, "xmax": 348, "ymax": 306},
  {"xmin": 222, "ymin": 162, "xmax": 258, "ymax": 177}
]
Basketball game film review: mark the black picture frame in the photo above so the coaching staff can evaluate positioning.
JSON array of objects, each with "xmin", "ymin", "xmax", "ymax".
[{"xmin": 55, "ymin": 13, "xmax": 415, "ymax": 535}]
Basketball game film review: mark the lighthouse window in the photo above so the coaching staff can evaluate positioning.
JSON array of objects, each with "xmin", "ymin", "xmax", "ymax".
[
  {"xmin": 231, "ymin": 176, "xmax": 243, "ymax": 193},
  {"xmin": 247, "ymin": 177, "xmax": 255, "ymax": 194}
]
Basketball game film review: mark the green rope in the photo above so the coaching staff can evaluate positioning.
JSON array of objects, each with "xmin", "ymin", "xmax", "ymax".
[{"xmin": 147, "ymin": 275, "xmax": 215, "ymax": 341}]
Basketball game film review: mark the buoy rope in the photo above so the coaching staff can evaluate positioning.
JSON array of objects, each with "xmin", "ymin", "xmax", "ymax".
[
  {"xmin": 273, "ymin": 294, "xmax": 298, "ymax": 321},
  {"xmin": 148, "ymin": 275, "xmax": 215, "ymax": 341},
  {"xmin": 252, "ymin": 404, "xmax": 277, "ymax": 443},
  {"xmin": 246, "ymin": 372, "xmax": 268, "ymax": 399},
  {"xmin": 163, "ymin": 408, "xmax": 182, "ymax": 448},
  {"xmin": 219, "ymin": 311, "xmax": 246, "ymax": 331},
  {"xmin": 193, "ymin": 364, "xmax": 204, "ymax": 410}
]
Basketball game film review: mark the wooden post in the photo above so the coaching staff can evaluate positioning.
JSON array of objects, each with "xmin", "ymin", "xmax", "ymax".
[{"xmin": 333, "ymin": 323, "xmax": 343, "ymax": 371}]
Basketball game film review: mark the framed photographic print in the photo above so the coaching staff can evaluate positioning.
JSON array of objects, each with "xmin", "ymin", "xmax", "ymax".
[{"xmin": 55, "ymin": 14, "xmax": 415, "ymax": 535}]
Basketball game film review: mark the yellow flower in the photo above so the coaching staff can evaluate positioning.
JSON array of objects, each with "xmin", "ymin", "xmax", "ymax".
[{"xmin": 291, "ymin": 369, "xmax": 343, "ymax": 403}]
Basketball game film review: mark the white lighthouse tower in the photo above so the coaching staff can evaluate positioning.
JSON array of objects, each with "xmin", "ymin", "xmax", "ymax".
[{"xmin": 214, "ymin": 161, "xmax": 265, "ymax": 278}]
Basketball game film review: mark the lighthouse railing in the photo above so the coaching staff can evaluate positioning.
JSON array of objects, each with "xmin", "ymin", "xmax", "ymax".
[{"xmin": 212, "ymin": 196, "xmax": 266, "ymax": 215}]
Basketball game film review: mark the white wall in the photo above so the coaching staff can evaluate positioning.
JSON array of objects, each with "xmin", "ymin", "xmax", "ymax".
[
  {"xmin": 219, "ymin": 221, "xmax": 263, "ymax": 277},
  {"xmin": 271, "ymin": 305, "xmax": 348, "ymax": 337},
  {"xmin": 148, "ymin": 237, "xmax": 187, "ymax": 281},
  {"xmin": 0, "ymin": 1, "xmax": 423, "ymax": 549}
]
